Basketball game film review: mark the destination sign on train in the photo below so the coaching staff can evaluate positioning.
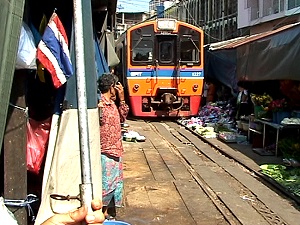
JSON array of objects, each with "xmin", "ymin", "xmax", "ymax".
[{"xmin": 157, "ymin": 19, "xmax": 176, "ymax": 31}]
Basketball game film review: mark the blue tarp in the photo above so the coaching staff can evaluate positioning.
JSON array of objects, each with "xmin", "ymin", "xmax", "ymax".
[
  {"xmin": 205, "ymin": 47, "xmax": 238, "ymax": 94},
  {"xmin": 95, "ymin": 36, "xmax": 109, "ymax": 78},
  {"xmin": 95, "ymin": 35, "xmax": 109, "ymax": 100},
  {"xmin": 64, "ymin": 32, "xmax": 109, "ymax": 109}
]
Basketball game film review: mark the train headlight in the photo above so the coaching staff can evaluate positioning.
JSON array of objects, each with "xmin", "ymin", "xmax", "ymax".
[
  {"xmin": 193, "ymin": 84, "xmax": 199, "ymax": 91},
  {"xmin": 133, "ymin": 84, "xmax": 140, "ymax": 91}
]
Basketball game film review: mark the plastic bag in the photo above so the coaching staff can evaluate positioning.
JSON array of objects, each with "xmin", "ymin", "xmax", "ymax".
[
  {"xmin": 26, "ymin": 117, "xmax": 51, "ymax": 174},
  {"xmin": 0, "ymin": 197, "xmax": 19, "ymax": 225},
  {"xmin": 15, "ymin": 22, "xmax": 37, "ymax": 70}
]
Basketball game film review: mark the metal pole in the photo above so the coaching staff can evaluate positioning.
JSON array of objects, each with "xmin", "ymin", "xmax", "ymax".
[{"xmin": 73, "ymin": 0, "xmax": 93, "ymax": 213}]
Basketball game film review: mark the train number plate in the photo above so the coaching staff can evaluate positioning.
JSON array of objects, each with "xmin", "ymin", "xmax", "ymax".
[{"xmin": 192, "ymin": 72, "xmax": 202, "ymax": 76}]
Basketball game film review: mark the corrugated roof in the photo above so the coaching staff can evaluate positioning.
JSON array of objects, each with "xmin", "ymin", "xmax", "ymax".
[{"xmin": 209, "ymin": 22, "xmax": 300, "ymax": 51}]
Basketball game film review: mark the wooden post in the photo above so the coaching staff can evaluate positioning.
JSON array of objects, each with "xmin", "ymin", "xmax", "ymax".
[{"xmin": 4, "ymin": 71, "xmax": 27, "ymax": 225}]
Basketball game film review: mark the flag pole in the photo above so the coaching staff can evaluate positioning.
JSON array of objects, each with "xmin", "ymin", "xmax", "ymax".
[{"xmin": 72, "ymin": 0, "xmax": 93, "ymax": 214}]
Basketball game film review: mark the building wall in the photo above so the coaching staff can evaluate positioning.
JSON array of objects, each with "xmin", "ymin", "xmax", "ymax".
[
  {"xmin": 239, "ymin": 0, "xmax": 300, "ymax": 34},
  {"xmin": 165, "ymin": 0, "xmax": 238, "ymax": 44},
  {"xmin": 115, "ymin": 12, "xmax": 149, "ymax": 38}
]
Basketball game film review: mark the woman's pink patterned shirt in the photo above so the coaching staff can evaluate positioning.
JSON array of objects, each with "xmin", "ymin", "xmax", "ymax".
[{"xmin": 99, "ymin": 96, "xmax": 129, "ymax": 158}]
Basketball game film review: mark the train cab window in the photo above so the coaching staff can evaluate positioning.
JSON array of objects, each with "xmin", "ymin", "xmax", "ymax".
[
  {"xmin": 132, "ymin": 40, "xmax": 153, "ymax": 63},
  {"xmin": 157, "ymin": 36, "xmax": 175, "ymax": 65},
  {"xmin": 180, "ymin": 39, "xmax": 200, "ymax": 63},
  {"xmin": 159, "ymin": 41, "xmax": 173, "ymax": 63}
]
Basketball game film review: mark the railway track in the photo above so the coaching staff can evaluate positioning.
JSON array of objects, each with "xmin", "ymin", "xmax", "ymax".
[
  {"xmin": 176, "ymin": 121, "xmax": 300, "ymax": 206},
  {"xmin": 146, "ymin": 120, "xmax": 299, "ymax": 225}
]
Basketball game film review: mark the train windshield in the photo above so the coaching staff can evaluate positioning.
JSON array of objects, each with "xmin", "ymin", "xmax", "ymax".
[
  {"xmin": 180, "ymin": 38, "xmax": 200, "ymax": 63},
  {"xmin": 132, "ymin": 39, "xmax": 153, "ymax": 63},
  {"xmin": 159, "ymin": 42, "xmax": 172, "ymax": 62},
  {"xmin": 158, "ymin": 36, "xmax": 175, "ymax": 64}
]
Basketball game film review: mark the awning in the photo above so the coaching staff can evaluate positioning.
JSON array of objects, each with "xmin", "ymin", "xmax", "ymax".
[
  {"xmin": 205, "ymin": 22, "xmax": 300, "ymax": 90},
  {"xmin": 237, "ymin": 23, "xmax": 300, "ymax": 81},
  {"xmin": 208, "ymin": 22, "xmax": 300, "ymax": 51}
]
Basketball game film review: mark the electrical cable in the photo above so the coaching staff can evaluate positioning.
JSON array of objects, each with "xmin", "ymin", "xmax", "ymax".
[
  {"xmin": 117, "ymin": 0, "xmax": 300, "ymax": 43},
  {"xmin": 118, "ymin": 0, "xmax": 149, "ymax": 11}
]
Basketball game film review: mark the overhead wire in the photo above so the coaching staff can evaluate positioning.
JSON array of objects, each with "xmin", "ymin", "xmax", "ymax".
[
  {"xmin": 116, "ymin": 0, "xmax": 300, "ymax": 43},
  {"xmin": 118, "ymin": 0, "xmax": 149, "ymax": 11}
]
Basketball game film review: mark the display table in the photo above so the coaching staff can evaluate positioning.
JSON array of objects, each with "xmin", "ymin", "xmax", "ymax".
[{"xmin": 252, "ymin": 119, "xmax": 300, "ymax": 156}]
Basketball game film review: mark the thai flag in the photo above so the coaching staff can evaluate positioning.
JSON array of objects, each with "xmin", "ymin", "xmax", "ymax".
[{"xmin": 37, "ymin": 13, "xmax": 73, "ymax": 88}]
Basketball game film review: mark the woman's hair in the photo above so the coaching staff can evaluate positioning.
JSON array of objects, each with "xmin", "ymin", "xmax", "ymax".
[{"xmin": 97, "ymin": 73, "xmax": 119, "ymax": 94}]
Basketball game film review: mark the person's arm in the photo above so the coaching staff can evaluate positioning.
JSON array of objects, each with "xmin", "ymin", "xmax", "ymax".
[
  {"xmin": 118, "ymin": 101, "xmax": 129, "ymax": 123},
  {"xmin": 41, "ymin": 198, "xmax": 105, "ymax": 225},
  {"xmin": 115, "ymin": 82, "xmax": 129, "ymax": 123}
]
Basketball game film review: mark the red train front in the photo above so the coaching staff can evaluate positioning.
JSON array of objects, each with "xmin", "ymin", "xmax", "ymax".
[{"xmin": 116, "ymin": 18, "xmax": 204, "ymax": 117}]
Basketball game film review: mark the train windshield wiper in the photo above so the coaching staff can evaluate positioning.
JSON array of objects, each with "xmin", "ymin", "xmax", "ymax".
[
  {"xmin": 188, "ymin": 37, "xmax": 200, "ymax": 53},
  {"xmin": 132, "ymin": 34, "xmax": 152, "ymax": 51},
  {"xmin": 182, "ymin": 34, "xmax": 200, "ymax": 53},
  {"xmin": 132, "ymin": 37, "xmax": 143, "ymax": 51}
]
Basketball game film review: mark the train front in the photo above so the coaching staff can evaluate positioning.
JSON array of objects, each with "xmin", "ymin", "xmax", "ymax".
[{"xmin": 126, "ymin": 18, "xmax": 204, "ymax": 117}]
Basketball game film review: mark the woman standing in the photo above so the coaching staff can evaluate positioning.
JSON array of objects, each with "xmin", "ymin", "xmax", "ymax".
[
  {"xmin": 97, "ymin": 73, "xmax": 129, "ymax": 220},
  {"xmin": 235, "ymin": 82, "xmax": 251, "ymax": 120}
]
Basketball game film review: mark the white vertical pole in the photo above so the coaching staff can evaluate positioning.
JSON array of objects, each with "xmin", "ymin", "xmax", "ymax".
[{"xmin": 73, "ymin": 0, "xmax": 93, "ymax": 214}]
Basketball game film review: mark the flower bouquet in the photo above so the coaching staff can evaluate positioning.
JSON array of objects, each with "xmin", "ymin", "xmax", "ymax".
[
  {"xmin": 269, "ymin": 99, "xmax": 291, "ymax": 124},
  {"xmin": 250, "ymin": 93, "xmax": 273, "ymax": 109},
  {"xmin": 268, "ymin": 99, "xmax": 288, "ymax": 112},
  {"xmin": 250, "ymin": 93, "xmax": 273, "ymax": 118}
]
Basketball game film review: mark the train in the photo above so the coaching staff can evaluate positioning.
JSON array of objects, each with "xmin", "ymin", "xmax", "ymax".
[{"xmin": 115, "ymin": 18, "xmax": 204, "ymax": 117}]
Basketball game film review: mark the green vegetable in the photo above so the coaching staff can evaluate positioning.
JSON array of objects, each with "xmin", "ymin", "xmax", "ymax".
[{"xmin": 260, "ymin": 164, "xmax": 300, "ymax": 197}]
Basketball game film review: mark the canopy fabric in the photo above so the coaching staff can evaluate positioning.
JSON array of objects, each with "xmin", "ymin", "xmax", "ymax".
[
  {"xmin": 95, "ymin": 35, "xmax": 109, "ymax": 78},
  {"xmin": 205, "ymin": 22, "xmax": 300, "ymax": 92},
  {"xmin": 237, "ymin": 24, "xmax": 300, "ymax": 81},
  {"xmin": 205, "ymin": 48, "xmax": 238, "ymax": 93},
  {"xmin": 99, "ymin": 31, "xmax": 120, "ymax": 68},
  {"xmin": 106, "ymin": 32, "xmax": 120, "ymax": 67},
  {"xmin": 65, "ymin": 29, "xmax": 107, "ymax": 109},
  {"xmin": 35, "ymin": 109, "xmax": 102, "ymax": 225},
  {"xmin": 0, "ymin": 0, "xmax": 25, "ymax": 153}
]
